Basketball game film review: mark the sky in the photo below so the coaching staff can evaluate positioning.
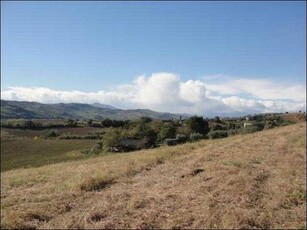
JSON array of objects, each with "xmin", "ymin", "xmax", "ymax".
[{"xmin": 1, "ymin": 1, "xmax": 306, "ymax": 116}]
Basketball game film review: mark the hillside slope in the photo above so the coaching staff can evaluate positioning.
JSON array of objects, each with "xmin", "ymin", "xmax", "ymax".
[
  {"xmin": 0, "ymin": 100, "xmax": 185, "ymax": 120},
  {"xmin": 1, "ymin": 123, "xmax": 306, "ymax": 229}
]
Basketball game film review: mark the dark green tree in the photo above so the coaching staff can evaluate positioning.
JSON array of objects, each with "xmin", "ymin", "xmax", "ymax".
[
  {"xmin": 185, "ymin": 116, "xmax": 210, "ymax": 135},
  {"xmin": 158, "ymin": 123, "xmax": 176, "ymax": 141}
]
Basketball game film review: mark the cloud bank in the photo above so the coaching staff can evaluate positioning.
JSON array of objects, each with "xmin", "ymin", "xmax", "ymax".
[{"xmin": 2, "ymin": 72, "xmax": 306, "ymax": 116}]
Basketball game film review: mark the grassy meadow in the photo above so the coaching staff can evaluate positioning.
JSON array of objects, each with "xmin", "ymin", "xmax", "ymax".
[
  {"xmin": 1, "ymin": 139, "xmax": 99, "ymax": 172},
  {"xmin": 1, "ymin": 122, "xmax": 306, "ymax": 229}
]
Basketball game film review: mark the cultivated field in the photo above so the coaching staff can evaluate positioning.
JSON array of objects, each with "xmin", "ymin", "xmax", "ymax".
[
  {"xmin": 1, "ymin": 139, "xmax": 99, "ymax": 172},
  {"xmin": 1, "ymin": 122, "xmax": 306, "ymax": 229}
]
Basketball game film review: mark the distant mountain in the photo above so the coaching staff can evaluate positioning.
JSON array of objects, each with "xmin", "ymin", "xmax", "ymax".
[
  {"xmin": 0, "ymin": 100, "xmax": 188, "ymax": 120},
  {"xmin": 91, "ymin": 103, "xmax": 118, "ymax": 110}
]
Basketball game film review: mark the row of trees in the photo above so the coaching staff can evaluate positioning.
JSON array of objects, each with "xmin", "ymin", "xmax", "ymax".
[{"xmin": 102, "ymin": 116, "xmax": 211, "ymax": 150}]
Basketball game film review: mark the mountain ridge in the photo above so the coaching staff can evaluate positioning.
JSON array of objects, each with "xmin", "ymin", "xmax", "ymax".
[{"xmin": 0, "ymin": 100, "xmax": 188, "ymax": 120}]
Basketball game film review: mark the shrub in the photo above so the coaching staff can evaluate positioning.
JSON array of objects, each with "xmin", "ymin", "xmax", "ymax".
[
  {"xmin": 87, "ymin": 119, "xmax": 93, "ymax": 126},
  {"xmin": 42, "ymin": 129, "xmax": 59, "ymax": 139},
  {"xmin": 227, "ymin": 122, "xmax": 236, "ymax": 130},
  {"xmin": 140, "ymin": 116, "xmax": 153, "ymax": 123},
  {"xmin": 164, "ymin": 138, "xmax": 178, "ymax": 146},
  {"xmin": 214, "ymin": 116, "xmax": 224, "ymax": 124},
  {"xmin": 90, "ymin": 142, "xmax": 103, "ymax": 154},
  {"xmin": 66, "ymin": 119, "xmax": 78, "ymax": 127},
  {"xmin": 81, "ymin": 149, "xmax": 90, "ymax": 154},
  {"xmin": 59, "ymin": 135, "xmax": 82, "ymax": 139},
  {"xmin": 176, "ymin": 134, "xmax": 187, "ymax": 143},
  {"xmin": 253, "ymin": 122, "xmax": 265, "ymax": 131},
  {"xmin": 176, "ymin": 125, "xmax": 193, "ymax": 136},
  {"xmin": 59, "ymin": 133, "xmax": 103, "ymax": 139},
  {"xmin": 189, "ymin": 133, "xmax": 204, "ymax": 142},
  {"xmin": 209, "ymin": 130, "xmax": 228, "ymax": 139},
  {"xmin": 102, "ymin": 128, "xmax": 122, "ymax": 148},
  {"xmin": 228, "ymin": 129, "xmax": 239, "ymax": 136},
  {"xmin": 212, "ymin": 124, "xmax": 228, "ymax": 131}
]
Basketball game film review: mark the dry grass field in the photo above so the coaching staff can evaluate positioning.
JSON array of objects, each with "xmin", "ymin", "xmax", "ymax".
[{"xmin": 1, "ymin": 123, "xmax": 306, "ymax": 229}]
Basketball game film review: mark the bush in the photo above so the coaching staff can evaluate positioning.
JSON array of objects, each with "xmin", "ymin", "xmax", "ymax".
[
  {"xmin": 101, "ymin": 119, "xmax": 128, "ymax": 128},
  {"xmin": 81, "ymin": 149, "xmax": 90, "ymax": 154},
  {"xmin": 59, "ymin": 135, "xmax": 82, "ymax": 139},
  {"xmin": 176, "ymin": 125, "xmax": 193, "ymax": 136},
  {"xmin": 214, "ymin": 116, "xmax": 224, "ymax": 124},
  {"xmin": 102, "ymin": 128, "xmax": 122, "ymax": 148},
  {"xmin": 59, "ymin": 133, "xmax": 103, "ymax": 139},
  {"xmin": 90, "ymin": 142, "xmax": 103, "ymax": 154},
  {"xmin": 42, "ymin": 129, "xmax": 59, "ymax": 139},
  {"xmin": 253, "ymin": 122, "xmax": 265, "ymax": 131},
  {"xmin": 209, "ymin": 130, "xmax": 228, "ymax": 139},
  {"xmin": 176, "ymin": 134, "xmax": 187, "ymax": 143},
  {"xmin": 212, "ymin": 124, "xmax": 228, "ymax": 131},
  {"xmin": 228, "ymin": 129, "xmax": 239, "ymax": 136},
  {"xmin": 66, "ymin": 119, "xmax": 78, "ymax": 127},
  {"xmin": 189, "ymin": 133, "xmax": 204, "ymax": 142},
  {"xmin": 164, "ymin": 138, "xmax": 178, "ymax": 146}
]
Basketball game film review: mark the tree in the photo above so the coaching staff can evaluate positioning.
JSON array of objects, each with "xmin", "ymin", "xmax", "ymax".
[
  {"xmin": 158, "ymin": 123, "xmax": 176, "ymax": 141},
  {"xmin": 87, "ymin": 119, "xmax": 93, "ymax": 126},
  {"xmin": 101, "ymin": 118, "xmax": 112, "ymax": 127},
  {"xmin": 214, "ymin": 116, "xmax": 223, "ymax": 124},
  {"xmin": 140, "ymin": 116, "xmax": 153, "ymax": 123},
  {"xmin": 66, "ymin": 119, "xmax": 77, "ymax": 127},
  {"xmin": 24, "ymin": 120, "xmax": 36, "ymax": 129},
  {"xmin": 185, "ymin": 116, "xmax": 210, "ymax": 135},
  {"xmin": 102, "ymin": 128, "xmax": 122, "ymax": 148},
  {"xmin": 42, "ymin": 129, "xmax": 59, "ymax": 138},
  {"xmin": 127, "ymin": 122, "xmax": 157, "ymax": 146}
]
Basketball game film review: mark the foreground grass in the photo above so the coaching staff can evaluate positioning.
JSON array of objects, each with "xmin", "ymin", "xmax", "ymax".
[
  {"xmin": 1, "ymin": 123, "xmax": 306, "ymax": 229},
  {"xmin": 1, "ymin": 139, "xmax": 98, "ymax": 171}
]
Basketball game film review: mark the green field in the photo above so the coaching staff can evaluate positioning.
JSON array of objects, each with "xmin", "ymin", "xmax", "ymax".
[{"xmin": 1, "ymin": 139, "xmax": 99, "ymax": 171}]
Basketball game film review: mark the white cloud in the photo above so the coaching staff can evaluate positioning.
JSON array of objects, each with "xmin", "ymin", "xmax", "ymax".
[
  {"xmin": 206, "ymin": 78, "xmax": 306, "ymax": 102},
  {"xmin": 1, "ymin": 72, "xmax": 305, "ymax": 116}
]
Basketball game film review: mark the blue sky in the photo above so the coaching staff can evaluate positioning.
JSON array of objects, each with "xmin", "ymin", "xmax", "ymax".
[{"xmin": 1, "ymin": 1, "xmax": 306, "ymax": 115}]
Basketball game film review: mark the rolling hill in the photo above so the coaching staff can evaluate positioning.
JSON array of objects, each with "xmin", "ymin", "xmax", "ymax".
[
  {"xmin": 0, "ymin": 100, "xmax": 187, "ymax": 120},
  {"xmin": 1, "ymin": 123, "xmax": 306, "ymax": 229}
]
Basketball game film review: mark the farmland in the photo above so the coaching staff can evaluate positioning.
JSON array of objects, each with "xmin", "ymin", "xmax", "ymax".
[
  {"xmin": 1, "ymin": 112, "xmax": 305, "ymax": 172},
  {"xmin": 1, "ymin": 139, "xmax": 99, "ymax": 172}
]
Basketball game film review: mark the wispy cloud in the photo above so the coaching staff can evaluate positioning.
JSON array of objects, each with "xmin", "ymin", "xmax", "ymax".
[{"xmin": 1, "ymin": 72, "xmax": 305, "ymax": 116}]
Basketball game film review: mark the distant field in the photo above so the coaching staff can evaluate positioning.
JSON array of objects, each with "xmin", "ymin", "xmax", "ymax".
[
  {"xmin": 1, "ymin": 127, "xmax": 106, "ymax": 138},
  {"xmin": 1, "ymin": 139, "xmax": 99, "ymax": 171},
  {"xmin": 281, "ymin": 112, "xmax": 306, "ymax": 122},
  {"xmin": 1, "ymin": 123, "xmax": 305, "ymax": 229}
]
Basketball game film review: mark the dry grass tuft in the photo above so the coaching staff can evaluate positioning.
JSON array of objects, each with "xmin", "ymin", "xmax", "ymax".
[{"xmin": 80, "ymin": 176, "xmax": 115, "ymax": 191}]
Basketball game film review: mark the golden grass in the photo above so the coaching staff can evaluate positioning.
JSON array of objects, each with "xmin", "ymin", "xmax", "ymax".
[{"xmin": 1, "ymin": 123, "xmax": 306, "ymax": 229}]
